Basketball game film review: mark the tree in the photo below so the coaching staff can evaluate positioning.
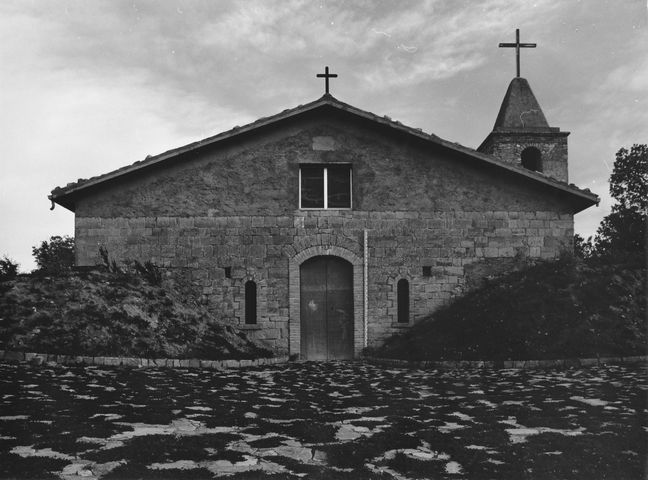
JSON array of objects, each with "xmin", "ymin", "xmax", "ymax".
[
  {"xmin": 0, "ymin": 256, "xmax": 19, "ymax": 281},
  {"xmin": 573, "ymin": 234, "xmax": 593, "ymax": 259},
  {"xmin": 592, "ymin": 144, "xmax": 647, "ymax": 261},
  {"xmin": 32, "ymin": 236, "xmax": 75, "ymax": 274},
  {"xmin": 609, "ymin": 144, "xmax": 648, "ymax": 214}
]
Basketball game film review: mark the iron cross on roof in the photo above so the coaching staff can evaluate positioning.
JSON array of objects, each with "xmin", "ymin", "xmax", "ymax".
[
  {"xmin": 499, "ymin": 28, "xmax": 537, "ymax": 77},
  {"xmin": 316, "ymin": 66, "xmax": 338, "ymax": 95}
]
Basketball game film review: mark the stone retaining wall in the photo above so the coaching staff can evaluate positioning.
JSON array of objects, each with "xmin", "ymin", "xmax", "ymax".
[
  {"xmin": 2, "ymin": 349, "xmax": 645, "ymax": 371},
  {"xmin": 364, "ymin": 355, "xmax": 647, "ymax": 370},
  {"xmin": 0, "ymin": 350, "xmax": 289, "ymax": 370}
]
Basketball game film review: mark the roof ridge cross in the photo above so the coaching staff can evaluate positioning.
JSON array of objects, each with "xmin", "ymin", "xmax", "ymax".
[{"xmin": 499, "ymin": 28, "xmax": 537, "ymax": 77}]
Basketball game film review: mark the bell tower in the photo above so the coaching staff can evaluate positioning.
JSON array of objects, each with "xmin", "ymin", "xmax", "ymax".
[
  {"xmin": 478, "ymin": 29, "xmax": 569, "ymax": 182},
  {"xmin": 477, "ymin": 77, "xmax": 569, "ymax": 182}
]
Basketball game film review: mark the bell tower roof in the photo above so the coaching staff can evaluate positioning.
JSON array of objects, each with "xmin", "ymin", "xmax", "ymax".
[{"xmin": 492, "ymin": 77, "xmax": 552, "ymax": 130}]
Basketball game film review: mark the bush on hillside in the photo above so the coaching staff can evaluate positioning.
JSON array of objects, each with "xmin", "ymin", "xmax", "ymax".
[
  {"xmin": 372, "ymin": 255, "xmax": 646, "ymax": 361},
  {"xmin": 32, "ymin": 236, "xmax": 75, "ymax": 275},
  {"xmin": 0, "ymin": 269, "xmax": 273, "ymax": 360},
  {"xmin": 98, "ymin": 246, "xmax": 163, "ymax": 286},
  {"xmin": 0, "ymin": 256, "xmax": 19, "ymax": 282}
]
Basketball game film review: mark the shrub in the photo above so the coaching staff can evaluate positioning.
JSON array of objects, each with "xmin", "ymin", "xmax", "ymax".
[
  {"xmin": 373, "ymin": 256, "xmax": 646, "ymax": 361},
  {"xmin": 0, "ymin": 256, "xmax": 19, "ymax": 282},
  {"xmin": 133, "ymin": 260, "xmax": 163, "ymax": 286},
  {"xmin": 32, "ymin": 236, "xmax": 75, "ymax": 274},
  {"xmin": 98, "ymin": 247, "xmax": 162, "ymax": 286}
]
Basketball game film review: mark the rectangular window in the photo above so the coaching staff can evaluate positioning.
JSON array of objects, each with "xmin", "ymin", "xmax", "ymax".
[{"xmin": 299, "ymin": 164, "xmax": 352, "ymax": 209}]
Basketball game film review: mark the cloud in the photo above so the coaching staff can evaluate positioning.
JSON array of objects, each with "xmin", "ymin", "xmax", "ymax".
[
  {"xmin": 352, "ymin": 0, "xmax": 564, "ymax": 89},
  {"xmin": 0, "ymin": 2, "xmax": 256, "ymax": 271},
  {"xmin": 0, "ymin": 0, "xmax": 644, "ymax": 267},
  {"xmin": 5, "ymin": 0, "xmax": 566, "ymax": 100}
]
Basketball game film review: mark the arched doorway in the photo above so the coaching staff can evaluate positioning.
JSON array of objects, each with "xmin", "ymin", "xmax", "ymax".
[{"xmin": 300, "ymin": 256, "xmax": 354, "ymax": 360}]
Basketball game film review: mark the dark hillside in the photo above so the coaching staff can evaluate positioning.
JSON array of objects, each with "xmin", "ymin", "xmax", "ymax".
[
  {"xmin": 371, "ymin": 255, "xmax": 646, "ymax": 361},
  {"xmin": 0, "ymin": 269, "xmax": 273, "ymax": 360}
]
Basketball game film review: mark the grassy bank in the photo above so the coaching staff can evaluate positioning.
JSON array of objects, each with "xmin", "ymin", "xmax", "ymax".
[
  {"xmin": 370, "ymin": 255, "xmax": 646, "ymax": 361},
  {"xmin": 0, "ymin": 268, "xmax": 273, "ymax": 360}
]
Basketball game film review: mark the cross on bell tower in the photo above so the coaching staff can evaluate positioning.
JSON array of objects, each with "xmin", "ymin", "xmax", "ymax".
[
  {"xmin": 479, "ymin": 29, "xmax": 569, "ymax": 183},
  {"xmin": 316, "ymin": 66, "xmax": 338, "ymax": 95},
  {"xmin": 499, "ymin": 28, "xmax": 536, "ymax": 78}
]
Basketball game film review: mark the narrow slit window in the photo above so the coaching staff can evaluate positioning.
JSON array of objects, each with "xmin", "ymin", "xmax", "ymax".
[
  {"xmin": 245, "ymin": 281, "xmax": 257, "ymax": 325},
  {"xmin": 397, "ymin": 279, "xmax": 409, "ymax": 324},
  {"xmin": 299, "ymin": 164, "xmax": 351, "ymax": 209},
  {"xmin": 224, "ymin": 267, "xmax": 232, "ymax": 279}
]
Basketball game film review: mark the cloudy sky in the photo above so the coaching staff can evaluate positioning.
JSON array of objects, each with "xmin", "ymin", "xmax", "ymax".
[{"xmin": 1, "ymin": 0, "xmax": 646, "ymax": 272}]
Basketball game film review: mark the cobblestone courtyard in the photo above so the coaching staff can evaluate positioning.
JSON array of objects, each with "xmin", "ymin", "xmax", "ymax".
[{"xmin": 0, "ymin": 361, "xmax": 646, "ymax": 479}]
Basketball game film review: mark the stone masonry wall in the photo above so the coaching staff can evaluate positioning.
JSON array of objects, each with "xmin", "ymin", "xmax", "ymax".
[
  {"xmin": 71, "ymin": 116, "xmax": 578, "ymax": 357},
  {"xmin": 480, "ymin": 132, "xmax": 569, "ymax": 182},
  {"xmin": 76, "ymin": 210, "xmax": 574, "ymax": 355}
]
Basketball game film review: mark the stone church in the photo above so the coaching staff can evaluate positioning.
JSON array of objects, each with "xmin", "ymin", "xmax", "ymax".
[{"xmin": 50, "ymin": 69, "xmax": 598, "ymax": 360}]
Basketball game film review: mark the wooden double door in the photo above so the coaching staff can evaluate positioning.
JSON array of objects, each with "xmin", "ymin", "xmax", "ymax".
[{"xmin": 300, "ymin": 256, "xmax": 354, "ymax": 360}]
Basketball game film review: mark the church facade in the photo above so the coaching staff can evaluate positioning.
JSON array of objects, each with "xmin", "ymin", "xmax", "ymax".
[{"xmin": 50, "ymin": 77, "xmax": 598, "ymax": 360}]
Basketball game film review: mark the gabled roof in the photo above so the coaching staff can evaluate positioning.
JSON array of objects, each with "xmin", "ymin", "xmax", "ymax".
[{"xmin": 50, "ymin": 94, "xmax": 598, "ymax": 212}]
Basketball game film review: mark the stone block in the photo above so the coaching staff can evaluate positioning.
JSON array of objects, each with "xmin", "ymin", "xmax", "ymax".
[
  {"xmin": 4, "ymin": 351, "xmax": 24, "ymax": 361},
  {"xmin": 223, "ymin": 359, "xmax": 240, "ymax": 368},
  {"xmin": 199, "ymin": 360, "xmax": 216, "ymax": 369},
  {"xmin": 104, "ymin": 357, "xmax": 120, "ymax": 366},
  {"xmin": 598, "ymin": 357, "xmax": 622, "ymax": 365},
  {"xmin": 30, "ymin": 355, "xmax": 46, "ymax": 366},
  {"xmin": 564, "ymin": 358, "xmax": 581, "ymax": 368},
  {"xmin": 188, "ymin": 359, "xmax": 201, "ymax": 368},
  {"xmin": 121, "ymin": 357, "xmax": 139, "ymax": 367},
  {"xmin": 579, "ymin": 358, "xmax": 598, "ymax": 367},
  {"xmin": 622, "ymin": 355, "xmax": 647, "ymax": 363}
]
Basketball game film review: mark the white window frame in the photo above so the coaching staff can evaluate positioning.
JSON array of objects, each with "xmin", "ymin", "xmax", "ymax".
[{"xmin": 299, "ymin": 164, "xmax": 352, "ymax": 210}]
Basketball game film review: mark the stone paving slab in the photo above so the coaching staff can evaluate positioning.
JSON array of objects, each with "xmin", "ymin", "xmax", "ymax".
[{"xmin": 0, "ymin": 360, "xmax": 646, "ymax": 479}]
